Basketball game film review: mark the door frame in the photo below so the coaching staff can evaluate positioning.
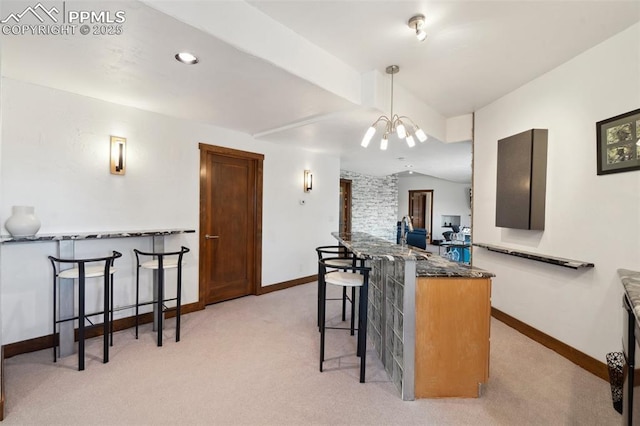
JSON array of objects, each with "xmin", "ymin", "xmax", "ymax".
[
  {"xmin": 198, "ymin": 143, "xmax": 263, "ymax": 308},
  {"xmin": 408, "ymin": 189, "xmax": 434, "ymax": 244},
  {"xmin": 339, "ymin": 178, "xmax": 352, "ymax": 234}
]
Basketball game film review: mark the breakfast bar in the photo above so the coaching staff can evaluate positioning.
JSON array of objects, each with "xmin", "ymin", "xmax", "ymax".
[
  {"xmin": 1, "ymin": 229, "xmax": 195, "ymax": 357},
  {"xmin": 332, "ymin": 231, "xmax": 494, "ymax": 400}
]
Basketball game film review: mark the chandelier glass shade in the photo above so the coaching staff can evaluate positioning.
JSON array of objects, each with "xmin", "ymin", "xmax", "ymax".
[{"xmin": 361, "ymin": 65, "xmax": 428, "ymax": 150}]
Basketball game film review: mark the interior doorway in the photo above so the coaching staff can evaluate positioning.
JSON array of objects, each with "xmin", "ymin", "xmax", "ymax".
[
  {"xmin": 339, "ymin": 179, "xmax": 352, "ymax": 234},
  {"xmin": 408, "ymin": 189, "xmax": 434, "ymax": 243},
  {"xmin": 198, "ymin": 143, "xmax": 263, "ymax": 305}
]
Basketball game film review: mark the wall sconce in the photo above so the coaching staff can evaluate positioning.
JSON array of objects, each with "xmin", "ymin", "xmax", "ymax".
[
  {"xmin": 304, "ymin": 170, "xmax": 313, "ymax": 192},
  {"xmin": 110, "ymin": 136, "xmax": 126, "ymax": 175}
]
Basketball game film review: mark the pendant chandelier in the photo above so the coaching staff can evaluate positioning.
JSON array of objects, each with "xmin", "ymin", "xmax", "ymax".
[{"xmin": 361, "ymin": 65, "xmax": 427, "ymax": 150}]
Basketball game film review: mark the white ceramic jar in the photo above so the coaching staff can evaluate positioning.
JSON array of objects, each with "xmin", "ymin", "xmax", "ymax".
[{"xmin": 5, "ymin": 206, "xmax": 41, "ymax": 237}]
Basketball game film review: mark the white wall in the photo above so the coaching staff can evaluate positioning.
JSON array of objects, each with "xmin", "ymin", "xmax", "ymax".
[
  {"xmin": 446, "ymin": 114, "xmax": 473, "ymax": 143},
  {"xmin": 473, "ymin": 23, "xmax": 640, "ymax": 362},
  {"xmin": 398, "ymin": 174, "xmax": 471, "ymax": 240},
  {"xmin": 0, "ymin": 78, "xmax": 340, "ymax": 344}
]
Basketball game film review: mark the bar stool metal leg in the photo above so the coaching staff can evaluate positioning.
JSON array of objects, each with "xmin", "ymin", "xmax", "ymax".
[
  {"xmin": 342, "ymin": 287, "xmax": 347, "ymax": 321},
  {"xmin": 319, "ymin": 272, "xmax": 326, "ymax": 372},
  {"xmin": 52, "ymin": 272, "xmax": 57, "ymax": 363},
  {"xmin": 78, "ymin": 264, "xmax": 86, "ymax": 371},
  {"xmin": 157, "ymin": 256, "xmax": 164, "ymax": 347},
  {"xmin": 135, "ymin": 261, "xmax": 140, "ymax": 339},
  {"xmin": 350, "ymin": 287, "xmax": 356, "ymax": 336},
  {"xmin": 103, "ymin": 271, "xmax": 110, "ymax": 363},
  {"xmin": 358, "ymin": 275, "xmax": 369, "ymax": 383},
  {"xmin": 176, "ymin": 262, "xmax": 182, "ymax": 342},
  {"xmin": 110, "ymin": 271, "xmax": 114, "ymax": 347}
]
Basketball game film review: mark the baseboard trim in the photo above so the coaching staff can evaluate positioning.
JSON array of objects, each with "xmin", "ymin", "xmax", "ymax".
[
  {"xmin": 2, "ymin": 301, "xmax": 203, "ymax": 359},
  {"xmin": 257, "ymin": 274, "xmax": 316, "ymax": 295},
  {"xmin": 491, "ymin": 307, "xmax": 608, "ymax": 381},
  {"xmin": 3, "ymin": 276, "xmax": 317, "ymax": 358}
]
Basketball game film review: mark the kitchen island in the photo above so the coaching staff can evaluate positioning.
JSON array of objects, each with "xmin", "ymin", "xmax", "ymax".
[{"xmin": 332, "ymin": 232, "xmax": 494, "ymax": 400}]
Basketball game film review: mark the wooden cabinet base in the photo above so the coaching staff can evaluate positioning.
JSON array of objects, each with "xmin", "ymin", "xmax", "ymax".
[{"xmin": 414, "ymin": 277, "xmax": 491, "ymax": 398}]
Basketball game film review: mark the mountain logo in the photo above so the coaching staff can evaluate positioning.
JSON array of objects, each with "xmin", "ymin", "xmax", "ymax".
[{"xmin": 1, "ymin": 3, "xmax": 60, "ymax": 24}]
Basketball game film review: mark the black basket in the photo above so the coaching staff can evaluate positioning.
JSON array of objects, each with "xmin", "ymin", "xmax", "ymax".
[{"xmin": 606, "ymin": 352, "xmax": 624, "ymax": 414}]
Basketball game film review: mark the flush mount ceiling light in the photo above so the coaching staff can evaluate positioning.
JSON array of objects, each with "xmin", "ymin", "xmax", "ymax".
[
  {"xmin": 408, "ymin": 14, "xmax": 427, "ymax": 42},
  {"xmin": 175, "ymin": 52, "xmax": 199, "ymax": 65},
  {"xmin": 361, "ymin": 65, "xmax": 428, "ymax": 150}
]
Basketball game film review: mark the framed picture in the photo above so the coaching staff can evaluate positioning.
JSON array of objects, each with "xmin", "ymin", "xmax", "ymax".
[{"xmin": 596, "ymin": 108, "xmax": 640, "ymax": 175}]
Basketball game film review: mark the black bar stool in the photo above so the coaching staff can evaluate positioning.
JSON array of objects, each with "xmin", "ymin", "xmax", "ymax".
[
  {"xmin": 315, "ymin": 246, "xmax": 357, "ymax": 333},
  {"xmin": 318, "ymin": 256, "xmax": 370, "ymax": 383},
  {"xmin": 48, "ymin": 251, "xmax": 122, "ymax": 371},
  {"xmin": 134, "ymin": 246, "xmax": 190, "ymax": 346}
]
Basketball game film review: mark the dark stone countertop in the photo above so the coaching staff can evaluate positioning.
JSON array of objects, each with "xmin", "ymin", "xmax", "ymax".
[
  {"xmin": 620, "ymin": 269, "xmax": 640, "ymax": 322},
  {"xmin": 332, "ymin": 232, "xmax": 494, "ymax": 279},
  {"xmin": 1, "ymin": 228, "xmax": 196, "ymax": 244}
]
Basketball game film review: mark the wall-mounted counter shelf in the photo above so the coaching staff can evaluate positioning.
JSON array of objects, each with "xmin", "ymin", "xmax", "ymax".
[
  {"xmin": 1, "ymin": 228, "xmax": 195, "ymax": 244},
  {"xmin": 473, "ymin": 243, "xmax": 594, "ymax": 270}
]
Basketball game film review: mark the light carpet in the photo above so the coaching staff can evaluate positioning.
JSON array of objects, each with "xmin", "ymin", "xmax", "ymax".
[{"xmin": 2, "ymin": 282, "xmax": 620, "ymax": 425}]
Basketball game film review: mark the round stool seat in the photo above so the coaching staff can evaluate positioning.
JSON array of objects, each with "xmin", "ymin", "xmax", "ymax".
[
  {"xmin": 140, "ymin": 259, "xmax": 179, "ymax": 270},
  {"xmin": 58, "ymin": 265, "xmax": 116, "ymax": 279},
  {"xmin": 325, "ymin": 271, "xmax": 364, "ymax": 287}
]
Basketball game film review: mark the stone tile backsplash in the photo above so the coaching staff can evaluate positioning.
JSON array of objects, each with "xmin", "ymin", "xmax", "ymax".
[{"xmin": 341, "ymin": 170, "xmax": 398, "ymax": 241}]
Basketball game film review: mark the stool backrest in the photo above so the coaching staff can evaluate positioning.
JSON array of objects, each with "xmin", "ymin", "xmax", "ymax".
[
  {"xmin": 133, "ymin": 246, "xmax": 190, "ymax": 269},
  {"xmin": 315, "ymin": 245, "xmax": 352, "ymax": 260},
  {"xmin": 318, "ymin": 257, "xmax": 370, "ymax": 276},
  {"xmin": 315, "ymin": 245, "xmax": 358, "ymax": 271},
  {"xmin": 48, "ymin": 251, "xmax": 122, "ymax": 276}
]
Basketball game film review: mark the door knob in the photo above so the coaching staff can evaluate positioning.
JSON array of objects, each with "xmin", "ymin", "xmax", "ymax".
[{"xmin": 205, "ymin": 234, "xmax": 219, "ymax": 240}]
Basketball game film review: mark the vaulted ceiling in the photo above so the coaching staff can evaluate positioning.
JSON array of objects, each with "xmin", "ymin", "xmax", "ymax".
[{"xmin": 2, "ymin": 0, "xmax": 639, "ymax": 182}]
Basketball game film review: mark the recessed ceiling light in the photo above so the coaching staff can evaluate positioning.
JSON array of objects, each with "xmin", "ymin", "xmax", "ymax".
[{"xmin": 175, "ymin": 52, "xmax": 199, "ymax": 65}]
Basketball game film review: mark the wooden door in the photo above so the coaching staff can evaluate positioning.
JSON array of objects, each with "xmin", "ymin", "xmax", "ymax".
[
  {"xmin": 410, "ymin": 192, "xmax": 427, "ymax": 228},
  {"xmin": 199, "ymin": 144, "xmax": 263, "ymax": 305},
  {"xmin": 339, "ymin": 179, "xmax": 352, "ymax": 234},
  {"xmin": 408, "ymin": 190, "xmax": 433, "ymax": 243}
]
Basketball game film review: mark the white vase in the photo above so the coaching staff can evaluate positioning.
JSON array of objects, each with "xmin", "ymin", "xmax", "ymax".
[{"xmin": 5, "ymin": 206, "xmax": 41, "ymax": 238}]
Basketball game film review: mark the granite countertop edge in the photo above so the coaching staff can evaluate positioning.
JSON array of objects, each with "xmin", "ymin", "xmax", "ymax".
[
  {"xmin": 333, "ymin": 231, "xmax": 494, "ymax": 279},
  {"xmin": 1, "ymin": 228, "xmax": 196, "ymax": 243},
  {"xmin": 620, "ymin": 269, "xmax": 640, "ymax": 322}
]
